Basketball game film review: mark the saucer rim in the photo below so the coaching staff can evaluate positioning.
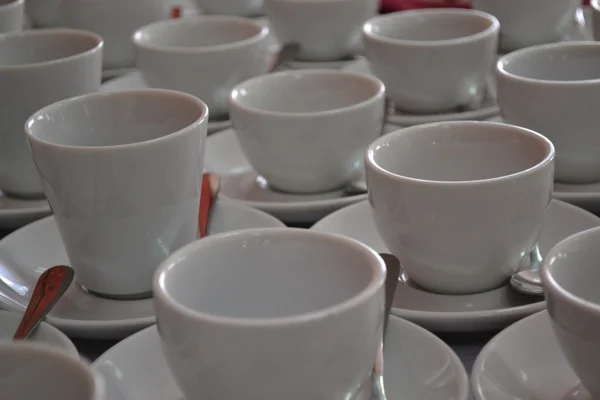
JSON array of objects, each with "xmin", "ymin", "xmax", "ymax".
[
  {"xmin": 92, "ymin": 314, "xmax": 471, "ymax": 400},
  {"xmin": 471, "ymin": 310, "xmax": 558, "ymax": 400},
  {"xmin": 311, "ymin": 198, "xmax": 600, "ymax": 322}
]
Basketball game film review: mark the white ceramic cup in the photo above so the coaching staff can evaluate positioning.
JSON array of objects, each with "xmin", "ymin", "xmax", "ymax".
[
  {"xmin": 264, "ymin": 0, "xmax": 378, "ymax": 61},
  {"xmin": 497, "ymin": 42, "xmax": 600, "ymax": 184},
  {"xmin": 25, "ymin": 0, "xmax": 62, "ymax": 27},
  {"xmin": 229, "ymin": 69, "xmax": 385, "ymax": 193},
  {"xmin": 363, "ymin": 9, "xmax": 499, "ymax": 114},
  {"xmin": 154, "ymin": 227, "xmax": 385, "ymax": 400},
  {"xmin": 0, "ymin": 0, "xmax": 23, "ymax": 33},
  {"xmin": 25, "ymin": 89, "xmax": 207, "ymax": 299},
  {"xmin": 134, "ymin": 15, "xmax": 271, "ymax": 118},
  {"xmin": 541, "ymin": 226, "xmax": 600, "ymax": 399},
  {"xmin": 590, "ymin": 0, "xmax": 600, "ymax": 41},
  {"xmin": 0, "ymin": 28, "xmax": 102, "ymax": 198},
  {"xmin": 0, "ymin": 342, "xmax": 104, "ymax": 400},
  {"xmin": 366, "ymin": 121, "xmax": 555, "ymax": 295},
  {"xmin": 62, "ymin": 0, "xmax": 171, "ymax": 69},
  {"xmin": 190, "ymin": 0, "xmax": 263, "ymax": 17},
  {"xmin": 472, "ymin": 0, "xmax": 580, "ymax": 52}
]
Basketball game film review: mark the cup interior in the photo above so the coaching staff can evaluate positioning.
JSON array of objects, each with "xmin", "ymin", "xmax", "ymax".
[
  {"xmin": 498, "ymin": 44, "xmax": 600, "ymax": 81},
  {"xmin": 156, "ymin": 229, "xmax": 382, "ymax": 320},
  {"xmin": 368, "ymin": 122, "xmax": 551, "ymax": 182},
  {"xmin": 134, "ymin": 16, "xmax": 265, "ymax": 49},
  {"xmin": 364, "ymin": 10, "xmax": 496, "ymax": 43},
  {"xmin": 543, "ymin": 228, "xmax": 600, "ymax": 306},
  {"xmin": 27, "ymin": 90, "xmax": 207, "ymax": 147},
  {"xmin": 230, "ymin": 70, "xmax": 383, "ymax": 114},
  {"xmin": 0, "ymin": 344, "xmax": 97, "ymax": 400},
  {"xmin": 0, "ymin": 30, "xmax": 100, "ymax": 67}
]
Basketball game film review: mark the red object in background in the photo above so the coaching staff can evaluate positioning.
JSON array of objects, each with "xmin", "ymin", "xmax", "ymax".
[
  {"xmin": 170, "ymin": 6, "xmax": 182, "ymax": 19},
  {"xmin": 380, "ymin": 0, "xmax": 589, "ymax": 12}
]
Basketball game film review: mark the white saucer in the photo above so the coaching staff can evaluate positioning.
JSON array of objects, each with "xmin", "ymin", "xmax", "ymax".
[
  {"xmin": 0, "ymin": 199, "xmax": 284, "ymax": 339},
  {"xmin": 342, "ymin": 58, "xmax": 500, "ymax": 126},
  {"xmin": 204, "ymin": 125, "xmax": 400, "ymax": 224},
  {"xmin": 0, "ymin": 191, "xmax": 50, "ymax": 230},
  {"xmin": 472, "ymin": 310, "xmax": 589, "ymax": 400},
  {"xmin": 100, "ymin": 71, "xmax": 232, "ymax": 134},
  {"xmin": 93, "ymin": 315, "xmax": 470, "ymax": 400},
  {"xmin": 102, "ymin": 67, "xmax": 136, "ymax": 81},
  {"xmin": 288, "ymin": 55, "xmax": 364, "ymax": 70},
  {"xmin": 310, "ymin": 199, "xmax": 600, "ymax": 333},
  {"xmin": 486, "ymin": 116, "xmax": 600, "ymax": 215}
]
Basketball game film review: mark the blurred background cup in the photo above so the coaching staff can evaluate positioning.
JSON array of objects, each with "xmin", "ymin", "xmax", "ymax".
[
  {"xmin": 62, "ymin": 0, "xmax": 170, "ymax": 69},
  {"xmin": 496, "ymin": 42, "xmax": 600, "ymax": 184},
  {"xmin": 190, "ymin": 0, "xmax": 263, "ymax": 17},
  {"xmin": 365, "ymin": 121, "xmax": 554, "ymax": 294},
  {"xmin": 229, "ymin": 69, "xmax": 385, "ymax": 194},
  {"xmin": 0, "ymin": 28, "xmax": 102, "ymax": 198},
  {"xmin": 472, "ymin": 0, "xmax": 580, "ymax": 52},
  {"xmin": 153, "ymin": 228, "xmax": 385, "ymax": 400},
  {"xmin": 0, "ymin": 0, "xmax": 24, "ymax": 33},
  {"xmin": 134, "ymin": 15, "xmax": 271, "ymax": 119},
  {"xmin": 264, "ymin": 0, "xmax": 379, "ymax": 61},
  {"xmin": 591, "ymin": 0, "xmax": 600, "ymax": 40},
  {"xmin": 0, "ymin": 342, "xmax": 104, "ymax": 400},
  {"xmin": 26, "ymin": 89, "xmax": 207, "ymax": 299},
  {"xmin": 363, "ymin": 9, "xmax": 499, "ymax": 114},
  {"xmin": 541, "ymin": 226, "xmax": 600, "ymax": 399}
]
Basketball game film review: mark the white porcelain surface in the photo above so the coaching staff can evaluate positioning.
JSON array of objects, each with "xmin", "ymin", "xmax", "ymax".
[
  {"xmin": 472, "ymin": 311, "xmax": 591, "ymax": 400},
  {"xmin": 26, "ymin": 90, "xmax": 207, "ymax": 298},
  {"xmin": 0, "ymin": 342, "xmax": 103, "ymax": 400},
  {"xmin": 0, "ymin": 191, "xmax": 50, "ymax": 229},
  {"xmin": 100, "ymin": 71, "xmax": 232, "ymax": 134},
  {"xmin": 288, "ymin": 56, "xmax": 362, "ymax": 70},
  {"xmin": 0, "ymin": 29, "xmax": 102, "ymax": 197},
  {"xmin": 24, "ymin": 0, "xmax": 61, "ymax": 27},
  {"xmin": 0, "ymin": 0, "xmax": 23, "ymax": 33},
  {"xmin": 311, "ymin": 199, "xmax": 600, "ymax": 332},
  {"xmin": 265, "ymin": 0, "xmax": 377, "ymax": 61},
  {"xmin": 134, "ymin": 16, "xmax": 271, "ymax": 118},
  {"xmin": 191, "ymin": 0, "xmax": 262, "ymax": 16},
  {"xmin": 0, "ymin": 310, "xmax": 78, "ymax": 356},
  {"xmin": 343, "ymin": 57, "xmax": 499, "ymax": 125},
  {"xmin": 94, "ymin": 315, "xmax": 469, "ymax": 400},
  {"xmin": 472, "ymin": 0, "xmax": 580, "ymax": 51},
  {"xmin": 363, "ymin": 9, "xmax": 499, "ymax": 114},
  {"xmin": 229, "ymin": 69, "xmax": 385, "ymax": 193},
  {"xmin": 0, "ymin": 199, "xmax": 284, "ymax": 339},
  {"xmin": 62, "ymin": 0, "xmax": 170, "ymax": 69},
  {"xmin": 541, "ymin": 226, "xmax": 600, "ymax": 399},
  {"xmin": 204, "ymin": 125, "xmax": 403, "ymax": 224},
  {"xmin": 592, "ymin": 1, "xmax": 600, "ymax": 40},
  {"xmin": 366, "ymin": 122, "xmax": 554, "ymax": 294},
  {"xmin": 497, "ymin": 42, "xmax": 600, "ymax": 184},
  {"xmin": 154, "ymin": 228, "xmax": 385, "ymax": 400}
]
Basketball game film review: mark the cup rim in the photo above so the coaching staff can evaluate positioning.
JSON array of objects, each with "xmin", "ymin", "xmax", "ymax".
[
  {"xmin": 363, "ymin": 8, "xmax": 500, "ymax": 47},
  {"xmin": 229, "ymin": 68, "xmax": 385, "ymax": 117},
  {"xmin": 0, "ymin": 341, "xmax": 102, "ymax": 398},
  {"xmin": 25, "ymin": 89, "xmax": 208, "ymax": 152},
  {"xmin": 153, "ymin": 227, "xmax": 386, "ymax": 327},
  {"xmin": 497, "ymin": 42, "xmax": 600, "ymax": 85},
  {"xmin": 0, "ymin": 0, "xmax": 23, "ymax": 10},
  {"xmin": 541, "ymin": 226, "xmax": 600, "ymax": 316},
  {"xmin": 132, "ymin": 15, "xmax": 269, "ymax": 54},
  {"xmin": 365, "ymin": 121, "xmax": 555, "ymax": 186},
  {"xmin": 0, "ymin": 28, "xmax": 103, "ymax": 71}
]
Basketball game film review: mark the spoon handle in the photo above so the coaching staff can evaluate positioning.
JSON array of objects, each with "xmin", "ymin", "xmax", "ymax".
[{"xmin": 13, "ymin": 265, "xmax": 74, "ymax": 341}]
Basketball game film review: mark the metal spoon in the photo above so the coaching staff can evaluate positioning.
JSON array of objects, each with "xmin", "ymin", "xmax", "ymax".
[
  {"xmin": 509, "ymin": 245, "xmax": 544, "ymax": 296},
  {"xmin": 198, "ymin": 172, "xmax": 221, "ymax": 238},
  {"xmin": 270, "ymin": 42, "xmax": 301, "ymax": 72},
  {"xmin": 371, "ymin": 253, "xmax": 401, "ymax": 400},
  {"xmin": 12, "ymin": 265, "xmax": 74, "ymax": 340}
]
